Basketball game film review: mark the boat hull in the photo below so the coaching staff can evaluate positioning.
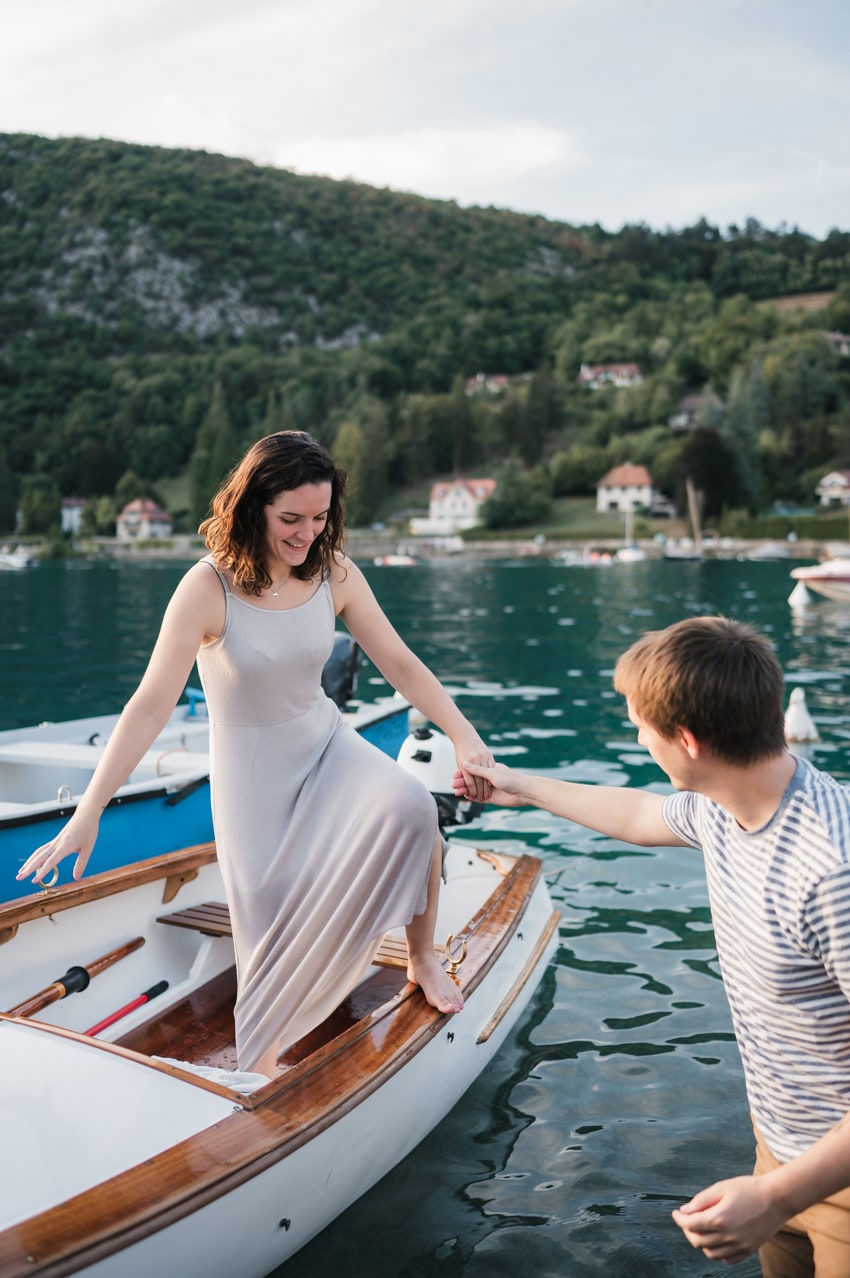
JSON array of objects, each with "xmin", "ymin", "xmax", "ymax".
[
  {"xmin": 0, "ymin": 842, "xmax": 559, "ymax": 1277},
  {"xmin": 790, "ymin": 558, "xmax": 850, "ymax": 603}
]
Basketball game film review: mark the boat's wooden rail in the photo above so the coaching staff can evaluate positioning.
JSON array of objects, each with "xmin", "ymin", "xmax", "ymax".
[
  {"xmin": 0, "ymin": 844, "xmax": 218, "ymax": 945},
  {"xmin": 0, "ymin": 851, "xmax": 558, "ymax": 1278}
]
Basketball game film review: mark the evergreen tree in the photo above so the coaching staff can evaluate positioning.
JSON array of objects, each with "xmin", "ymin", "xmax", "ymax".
[
  {"xmin": 19, "ymin": 474, "xmax": 61, "ymax": 536},
  {"xmin": 0, "ymin": 444, "xmax": 17, "ymax": 534},
  {"xmin": 723, "ymin": 363, "xmax": 767, "ymax": 512},
  {"xmin": 191, "ymin": 379, "xmax": 238, "ymax": 523}
]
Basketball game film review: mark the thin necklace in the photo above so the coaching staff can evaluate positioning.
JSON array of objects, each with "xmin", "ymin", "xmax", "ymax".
[{"xmin": 269, "ymin": 574, "xmax": 291, "ymax": 598}]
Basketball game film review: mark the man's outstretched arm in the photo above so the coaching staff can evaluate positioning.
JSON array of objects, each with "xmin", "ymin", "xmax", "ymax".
[{"xmin": 456, "ymin": 761, "xmax": 686, "ymax": 848}]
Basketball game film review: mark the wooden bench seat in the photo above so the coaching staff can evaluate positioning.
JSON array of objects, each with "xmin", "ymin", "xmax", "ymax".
[{"xmin": 156, "ymin": 901, "xmax": 411, "ymax": 970}]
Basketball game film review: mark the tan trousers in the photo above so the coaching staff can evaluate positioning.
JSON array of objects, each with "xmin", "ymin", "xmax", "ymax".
[{"xmin": 754, "ymin": 1123, "xmax": 850, "ymax": 1278}]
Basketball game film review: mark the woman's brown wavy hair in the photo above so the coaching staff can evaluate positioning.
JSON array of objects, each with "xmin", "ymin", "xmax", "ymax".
[{"xmin": 199, "ymin": 431, "xmax": 347, "ymax": 596}]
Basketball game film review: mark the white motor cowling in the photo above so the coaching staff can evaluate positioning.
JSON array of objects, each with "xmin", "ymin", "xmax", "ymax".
[{"xmin": 396, "ymin": 726, "xmax": 484, "ymax": 829}]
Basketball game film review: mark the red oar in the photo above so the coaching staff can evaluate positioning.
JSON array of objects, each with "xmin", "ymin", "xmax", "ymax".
[
  {"xmin": 85, "ymin": 980, "xmax": 169, "ymax": 1036},
  {"xmin": 5, "ymin": 937, "xmax": 146, "ymax": 1019}
]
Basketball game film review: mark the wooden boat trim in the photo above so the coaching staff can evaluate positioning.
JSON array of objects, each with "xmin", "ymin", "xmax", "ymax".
[
  {"xmin": 476, "ymin": 907, "xmax": 561, "ymax": 1043},
  {"xmin": 0, "ymin": 843, "xmax": 217, "ymax": 941},
  {"xmin": 0, "ymin": 853, "xmax": 545, "ymax": 1278}
]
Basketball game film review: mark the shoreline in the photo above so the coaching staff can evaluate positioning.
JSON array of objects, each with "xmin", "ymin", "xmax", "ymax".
[{"xmin": 21, "ymin": 530, "xmax": 829, "ymax": 564}]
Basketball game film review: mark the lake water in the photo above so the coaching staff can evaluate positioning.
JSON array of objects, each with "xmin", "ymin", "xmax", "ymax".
[{"xmin": 3, "ymin": 552, "xmax": 848, "ymax": 1277}]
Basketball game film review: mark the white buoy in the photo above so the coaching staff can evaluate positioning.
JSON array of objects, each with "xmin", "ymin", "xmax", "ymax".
[
  {"xmin": 785, "ymin": 687, "xmax": 819, "ymax": 743},
  {"xmin": 788, "ymin": 581, "xmax": 811, "ymax": 611}
]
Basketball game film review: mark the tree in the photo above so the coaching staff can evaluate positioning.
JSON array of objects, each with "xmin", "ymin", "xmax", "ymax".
[
  {"xmin": 520, "ymin": 368, "xmax": 559, "ymax": 466},
  {"xmin": 19, "ymin": 473, "xmax": 61, "ymax": 535},
  {"xmin": 333, "ymin": 399, "xmax": 390, "ymax": 526},
  {"xmin": 723, "ymin": 361, "xmax": 767, "ymax": 511},
  {"xmin": 679, "ymin": 427, "xmax": 746, "ymax": 520},
  {"xmin": 0, "ymin": 444, "xmax": 16, "ymax": 533},
  {"xmin": 190, "ymin": 378, "xmax": 238, "ymax": 523},
  {"xmin": 481, "ymin": 460, "xmax": 552, "ymax": 529},
  {"xmin": 450, "ymin": 375, "xmax": 473, "ymax": 475}
]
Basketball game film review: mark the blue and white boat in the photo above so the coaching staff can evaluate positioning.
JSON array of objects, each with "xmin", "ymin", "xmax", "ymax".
[{"xmin": 0, "ymin": 637, "xmax": 411, "ymax": 900}]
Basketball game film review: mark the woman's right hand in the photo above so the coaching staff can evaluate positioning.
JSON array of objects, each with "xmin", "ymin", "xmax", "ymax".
[{"xmin": 16, "ymin": 808, "xmax": 101, "ymax": 886}]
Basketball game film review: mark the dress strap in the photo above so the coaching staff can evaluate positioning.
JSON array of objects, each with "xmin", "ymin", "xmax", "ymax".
[{"xmin": 202, "ymin": 554, "xmax": 231, "ymax": 595}]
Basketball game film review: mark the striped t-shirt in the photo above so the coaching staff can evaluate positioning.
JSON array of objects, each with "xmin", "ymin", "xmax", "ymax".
[{"xmin": 663, "ymin": 755, "xmax": 850, "ymax": 1164}]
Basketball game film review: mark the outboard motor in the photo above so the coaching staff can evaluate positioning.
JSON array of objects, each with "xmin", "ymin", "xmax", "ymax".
[
  {"xmin": 321, "ymin": 634, "xmax": 361, "ymax": 709},
  {"xmin": 396, "ymin": 725, "xmax": 484, "ymax": 830}
]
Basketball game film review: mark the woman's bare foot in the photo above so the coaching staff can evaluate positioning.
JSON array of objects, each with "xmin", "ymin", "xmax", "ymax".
[{"xmin": 407, "ymin": 951, "xmax": 464, "ymax": 1014}]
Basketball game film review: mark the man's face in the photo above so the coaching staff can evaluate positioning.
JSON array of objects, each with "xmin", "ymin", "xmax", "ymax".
[{"xmin": 626, "ymin": 701, "xmax": 694, "ymax": 791}]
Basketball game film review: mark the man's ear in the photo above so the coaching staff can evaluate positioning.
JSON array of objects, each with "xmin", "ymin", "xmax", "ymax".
[{"xmin": 676, "ymin": 726, "xmax": 701, "ymax": 759}]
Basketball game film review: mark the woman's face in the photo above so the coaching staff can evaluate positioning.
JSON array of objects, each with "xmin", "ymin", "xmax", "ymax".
[{"xmin": 263, "ymin": 481, "xmax": 333, "ymax": 570}]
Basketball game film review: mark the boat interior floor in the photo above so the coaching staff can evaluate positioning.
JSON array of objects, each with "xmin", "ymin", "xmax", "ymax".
[{"xmin": 114, "ymin": 963, "xmax": 409, "ymax": 1075}]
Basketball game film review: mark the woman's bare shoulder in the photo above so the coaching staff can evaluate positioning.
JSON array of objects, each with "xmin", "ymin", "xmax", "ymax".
[
  {"xmin": 327, "ymin": 551, "xmax": 362, "ymax": 584},
  {"xmin": 164, "ymin": 558, "xmax": 226, "ymax": 628},
  {"xmin": 179, "ymin": 557, "xmax": 223, "ymax": 595}
]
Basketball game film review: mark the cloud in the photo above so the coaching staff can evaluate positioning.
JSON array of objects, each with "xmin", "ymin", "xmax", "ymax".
[{"xmin": 277, "ymin": 124, "xmax": 586, "ymax": 206}]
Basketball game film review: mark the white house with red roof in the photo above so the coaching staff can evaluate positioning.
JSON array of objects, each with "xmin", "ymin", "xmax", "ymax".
[
  {"xmin": 596, "ymin": 463, "xmax": 654, "ymax": 513},
  {"xmin": 116, "ymin": 497, "xmax": 174, "ymax": 541},
  {"xmin": 409, "ymin": 478, "xmax": 497, "ymax": 535}
]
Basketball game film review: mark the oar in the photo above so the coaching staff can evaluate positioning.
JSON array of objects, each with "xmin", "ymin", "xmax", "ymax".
[
  {"xmin": 5, "ymin": 936, "xmax": 146, "ymax": 1019},
  {"xmin": 85, "ymin": 979, "xmax": 169, "ymax": 1036}
]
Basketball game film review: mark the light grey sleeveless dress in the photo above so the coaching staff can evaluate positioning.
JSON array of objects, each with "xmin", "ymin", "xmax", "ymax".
[{"xmin": 196, "ymin": 560, "xmax": 440, "ymax": 1072}]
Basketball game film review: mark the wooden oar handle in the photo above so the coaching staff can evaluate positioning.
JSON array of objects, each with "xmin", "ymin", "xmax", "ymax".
[
  {"xmin": 84, "ymin": 936, "xmax": 145, "ymax": 980},
  {"xmin": 5, "ymin": 936, "xmax": 146, "ymax": 1019}
]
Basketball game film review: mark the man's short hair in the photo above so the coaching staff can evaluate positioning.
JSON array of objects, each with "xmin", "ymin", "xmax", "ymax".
[{"xmin": 613, "ymin": 616, "xmax": 786, "ymax": 766}]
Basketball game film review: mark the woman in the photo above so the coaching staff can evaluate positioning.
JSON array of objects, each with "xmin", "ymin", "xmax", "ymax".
[{"xmin": 17, "ymin": 431, "xmax": 493, "ymax": 1080}]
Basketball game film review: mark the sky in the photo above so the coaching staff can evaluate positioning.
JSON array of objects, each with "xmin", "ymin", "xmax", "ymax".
[{"xmin": 2, "ymin": 0, "xmax": 849, "ymax": 240}]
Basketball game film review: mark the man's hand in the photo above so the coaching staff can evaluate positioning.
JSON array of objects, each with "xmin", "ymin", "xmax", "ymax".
[{"xmin": 673, "ymin": 1175, "xmax": 789, "ymax": 1265}]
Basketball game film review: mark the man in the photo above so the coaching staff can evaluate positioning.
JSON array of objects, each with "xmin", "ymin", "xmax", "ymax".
[{"xmin": 457, "ymin": 616, "xmax": 850, "ymax": 1275}]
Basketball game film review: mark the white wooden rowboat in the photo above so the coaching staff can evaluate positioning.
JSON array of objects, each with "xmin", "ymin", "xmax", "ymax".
[{"xmin": 0, "ymin": 834, "xmax": 559, "ymax": 1277}]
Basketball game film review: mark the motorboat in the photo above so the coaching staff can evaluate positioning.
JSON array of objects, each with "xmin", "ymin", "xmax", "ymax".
[
  {"xmin": 0, "ymin": 636, "xmax": 411, "ymax": 900},
  {"xmin": 789, "ymin": 557, "xmax": 850, "ymax": 604},
  {"xmin": 0, "ymin": 546, "xmax": 36, "ymax": 571},
  {"xmin": 739, "ymin": 540, "xmax": 793, "ymax": 561},
  {"xmin": 0, "ymin": 828, "xmax": 559, "ymax": 1277}
]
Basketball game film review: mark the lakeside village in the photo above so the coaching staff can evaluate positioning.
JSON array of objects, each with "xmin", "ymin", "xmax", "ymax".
[
  {"xmin": 8, "ymin": 458, "xmax": 848, "ymax": 570},
  {"xmin": 7, "ymin": 355, "xmax": 850, "ymax": 570}
]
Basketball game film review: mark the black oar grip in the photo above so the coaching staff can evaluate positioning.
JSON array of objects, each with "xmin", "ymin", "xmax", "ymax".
[{"xmin": 58, "ymin": 965, "xmax": 91, "ymax": 998}]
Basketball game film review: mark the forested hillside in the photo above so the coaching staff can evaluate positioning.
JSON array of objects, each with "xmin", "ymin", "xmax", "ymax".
[{"xmin": 1, "ymin": 132, "xmax": 849, "ymax": 534}]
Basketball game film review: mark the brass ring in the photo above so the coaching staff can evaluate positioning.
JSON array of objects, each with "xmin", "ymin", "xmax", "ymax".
[
  {"xmin": 444, "ymin": 934, "xmax": 468, "ymax": 976},
  {"xmin": 38, "ymin": 866, "xmax": 59, "ymax": 890}
]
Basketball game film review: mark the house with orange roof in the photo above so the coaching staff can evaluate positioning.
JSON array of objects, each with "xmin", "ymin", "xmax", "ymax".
[
  {"xmin": 116, "ymin": 497, "xmax": 174, "ymax": 542},
  {"xmin": 596, "ymin": 463, "xmax": 653, "ymax": 513}
]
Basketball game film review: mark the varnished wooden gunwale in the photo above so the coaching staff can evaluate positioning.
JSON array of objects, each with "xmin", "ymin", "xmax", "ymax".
[
  {"xmin": 0, "ymin": 844, "xmax": 217, "ymax": 943},
  {"xmin": 0, "ymin": 853, "xmax": 546, "ymax": 1278}
]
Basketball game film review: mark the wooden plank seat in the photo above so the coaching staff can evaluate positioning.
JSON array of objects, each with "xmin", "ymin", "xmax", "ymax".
[{"xmin": 156, "ymin": 901, "xmax": 411, "ymax": 970}]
